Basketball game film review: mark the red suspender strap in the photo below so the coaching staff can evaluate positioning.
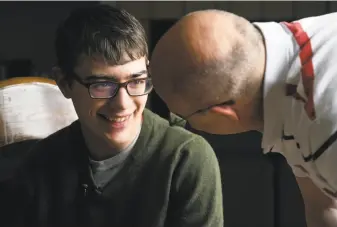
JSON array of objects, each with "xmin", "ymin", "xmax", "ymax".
[{"xmin": 282, "ymin": 21, "xmax": 316, "ymax": 120}]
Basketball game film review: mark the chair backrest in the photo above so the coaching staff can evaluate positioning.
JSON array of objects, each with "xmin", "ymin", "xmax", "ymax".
[{"xmin": 0, "ymin": 77, "xmax": 78, "ymax": 147}]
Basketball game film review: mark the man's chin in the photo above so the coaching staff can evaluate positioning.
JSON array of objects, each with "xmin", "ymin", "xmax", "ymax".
[
  {"xmin": 103, "ymin": 124, "xmax": 140, "ymax": 150},
  {"xmin": 103, "ymin": 132, "xmax": 132, "ymax": 150}
]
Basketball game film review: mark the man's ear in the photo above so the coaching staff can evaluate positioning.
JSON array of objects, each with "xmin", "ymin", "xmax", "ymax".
[
  {"xmin": 210, "ymin": 105, "xmax": 240, "ymax": 121},
  {"xmin": 51, "ymin": 67, "xmax": 72, "ymax": 99}
]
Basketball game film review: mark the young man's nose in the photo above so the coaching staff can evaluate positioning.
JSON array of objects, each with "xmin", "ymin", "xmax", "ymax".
[{"xmin": 107, "ymin": 86, "xmax": 133, "ymax": 109}]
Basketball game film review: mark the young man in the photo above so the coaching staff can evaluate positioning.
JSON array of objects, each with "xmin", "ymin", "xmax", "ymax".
[
  {"xmin": 0, "ymin": 5, "xmax": 223, "ymax": 227},
  {"xmin": 150, "ymin": 10, "xmax": 337, "ymax": 227}
]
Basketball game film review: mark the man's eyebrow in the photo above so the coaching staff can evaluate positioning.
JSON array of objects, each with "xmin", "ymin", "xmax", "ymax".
[
  {"xmin": 130, "ymin": 70, "xmax": 148, "ymax": 78},
  {"xmin": 85, "ymin": 70, "xmax": 148, "ymax": 81}
]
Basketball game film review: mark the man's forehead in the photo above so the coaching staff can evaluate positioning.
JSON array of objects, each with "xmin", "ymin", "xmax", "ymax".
[
  {"xmin": 77, "ymin": 54, "xmax": 147, "ymax": 66},
  {"xmin": 77, "ymin": 55, "xmax": 147, "ymax": 69},
  {"xmin": 75, "ymin": 55, "xmax": 147, "ymax": 76}
]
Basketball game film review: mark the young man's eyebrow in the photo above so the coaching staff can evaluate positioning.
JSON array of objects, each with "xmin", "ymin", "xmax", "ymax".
[
  {"xmin": 85, "ymin": 70, "xmax": 148, "ymax": 81},
  {"xmin": 131, "ymin": 70, "xmax": 148, "ymax": 77}
]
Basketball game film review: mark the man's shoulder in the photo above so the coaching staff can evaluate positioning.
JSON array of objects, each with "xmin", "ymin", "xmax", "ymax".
[
  {"xmin": 144, "ymin": 108, "xmax": 201, "ymax": 143},
  {"xmin": 143, "ymin": 109, "xmax": 215, "ymax": 160},
  {"xmin": 142, "ymin": 112, "xmax": 223, "ymax": 227}
]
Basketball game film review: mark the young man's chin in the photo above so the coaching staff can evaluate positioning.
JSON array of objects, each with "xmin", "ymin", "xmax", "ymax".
[
  {"xmin": 104, "ymin": 122, "xmax": 141, "ymax": 146},
  {"xmin": 103, "ymin": 130, "xmax": 135, "ymax": 150}
]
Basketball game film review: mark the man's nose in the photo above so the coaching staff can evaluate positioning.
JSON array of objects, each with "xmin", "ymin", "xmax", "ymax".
[{"xmin": 108, "ymin": 86, "xmax": 133, "ymax": 109}]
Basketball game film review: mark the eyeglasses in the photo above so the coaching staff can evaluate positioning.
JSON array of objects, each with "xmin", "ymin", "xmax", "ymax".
[
  {"xmin": 169, "ymin": 100, "xmax": 235, "ymax": 127},
  {"xmin": 71, "ymin": 73, "xmax": 153, "ymax": 99}
]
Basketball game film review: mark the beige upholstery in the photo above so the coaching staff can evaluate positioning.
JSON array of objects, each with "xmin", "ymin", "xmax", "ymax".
[{"xmin": 0, "ymin": 77, "xmax": 78, "ymax": 147}]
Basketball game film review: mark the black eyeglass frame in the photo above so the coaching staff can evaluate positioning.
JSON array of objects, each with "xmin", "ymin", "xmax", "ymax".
[{"xmin": 70, "ymin": 72, "xmax": 153, "ymax": 99}]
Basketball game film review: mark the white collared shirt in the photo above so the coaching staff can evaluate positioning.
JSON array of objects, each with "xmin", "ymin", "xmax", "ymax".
[{"xmin": 254, "ymin": 12, "xmax": 337, "ymax": 198}]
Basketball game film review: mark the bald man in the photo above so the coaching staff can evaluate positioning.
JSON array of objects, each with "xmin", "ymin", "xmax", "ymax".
[{"xmin": 150, "ymin": 10, "xmax": 337, "ymax": 227}]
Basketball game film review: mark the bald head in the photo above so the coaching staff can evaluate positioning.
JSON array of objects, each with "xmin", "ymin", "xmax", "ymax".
[{"xmin": 150, "ymin": 10, "xmax": 265, "ymax": 111}]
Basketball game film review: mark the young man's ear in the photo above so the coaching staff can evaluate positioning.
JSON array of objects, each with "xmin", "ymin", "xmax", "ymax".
[
  {"xmin": 51, "ymin": 67, "xmax": 72, "ymax": 99},
  {"xmin": 210, "ymin": 105, "xmax": 240, "ymax": 121}
]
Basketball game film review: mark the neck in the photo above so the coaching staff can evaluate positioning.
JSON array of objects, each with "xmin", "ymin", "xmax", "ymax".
[
  {"xmin": 252, "ymin": 95, "xmax": 264, "ymax": 132},
  {"xmin": 251, "ymin": 28, "xmax": 266, "ymax": 132},
  {"xmin": 249, "ymin": 73, "xmax": 264, "ymax": 132},
  {"xmin": 241, "ymin": 63, "xmax": 265, "ymax": 132},
  {"xmin": 80, "ymin": 124, "xmax": 139, "ymax": 161}
]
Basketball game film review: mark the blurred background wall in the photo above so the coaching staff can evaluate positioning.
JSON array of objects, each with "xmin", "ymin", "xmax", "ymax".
[
  {"xmin": 1, "ymin": 2, "xmax": 335, "ymax": 226},
  {"xmin": 0, "ymin": 1, "xmax": 335, "ymax": 81}
]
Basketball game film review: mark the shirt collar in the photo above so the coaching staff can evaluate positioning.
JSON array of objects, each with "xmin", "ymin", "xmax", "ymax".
[{"xmin": 253, "ymin": 22, "xmax": 292, "ymax": 149}]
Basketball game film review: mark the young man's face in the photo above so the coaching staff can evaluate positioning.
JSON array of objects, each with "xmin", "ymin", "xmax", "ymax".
[{"xmin": 61, "ymin": 55, "xmax": 149, "ymax": 150}]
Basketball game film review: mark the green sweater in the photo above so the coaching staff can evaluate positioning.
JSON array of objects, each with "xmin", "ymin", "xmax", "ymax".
[{"xmin": 1, "ymin": 109, "xmax": 223, "ymax": 227}]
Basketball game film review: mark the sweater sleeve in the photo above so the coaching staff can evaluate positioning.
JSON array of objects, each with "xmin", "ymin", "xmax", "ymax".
[{"xmin": 166, "ymin": 135, "xmax": 224, "ymax": 227}]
